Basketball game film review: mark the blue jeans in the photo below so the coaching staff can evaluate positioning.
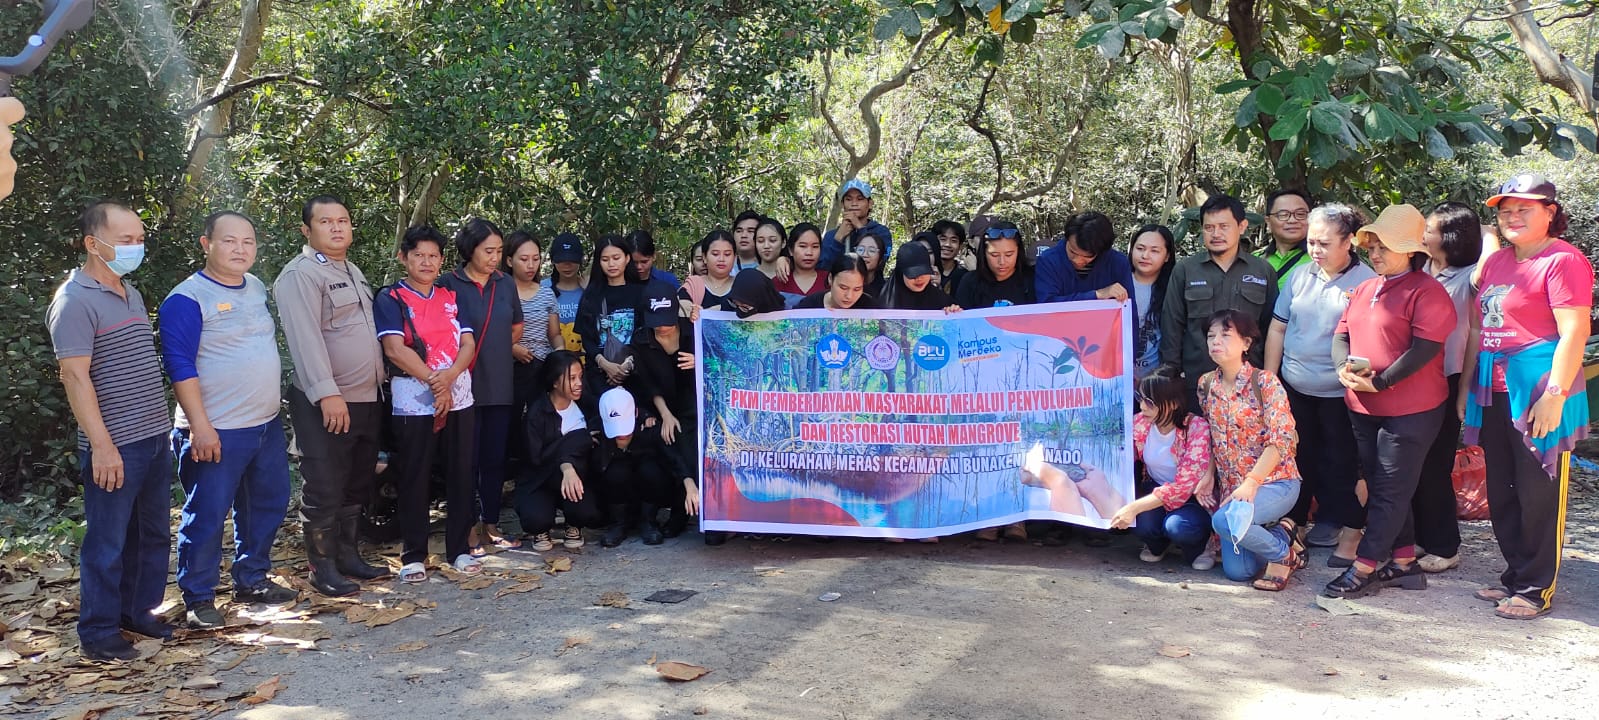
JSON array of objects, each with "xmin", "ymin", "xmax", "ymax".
[
  {"xmin": 1212, "ymin": 479, "xmax": 1301, "ymax": 582},
  {"xmin": 78, "ymin": 434, "xmax": 173, "ymax": 645},
  {"xmin": 173, "ymin": 420, "xmax": 292, "ymax": 605},
  {"xmin": 1133, "ymin": 497, "xmax": 1211, "ymax": 563}
]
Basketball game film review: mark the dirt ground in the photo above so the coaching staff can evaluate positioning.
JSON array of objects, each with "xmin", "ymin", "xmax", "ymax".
[{"xmin": 8, "ymin": 476, "xmax": 1599, "ymax": 720}]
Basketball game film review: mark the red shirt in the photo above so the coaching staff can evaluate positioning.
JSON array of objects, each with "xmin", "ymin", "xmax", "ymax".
[
  {"xmin": 773, "ymin": 270, "xmax": 829, "ymax": 297},
  {"xmin": 1336, "ymin": 271, "xmax": 1456, "ymax": 417},
  {"xmin": 1475, "ymin": 239, "xmax": 1593, "ymax": 353}
]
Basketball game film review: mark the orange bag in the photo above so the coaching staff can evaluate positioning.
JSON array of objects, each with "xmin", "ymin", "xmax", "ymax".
[{"xmin": 1452, "ymin": 445, "xmax": 1490, "ymax": 521}]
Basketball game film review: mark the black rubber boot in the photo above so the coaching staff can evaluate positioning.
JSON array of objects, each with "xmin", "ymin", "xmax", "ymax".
[
  {"xmin": 661, "ymin": 506, "xmax": 688, "ymax": 538},
  {"xmin": 639, "ymin": 504, "xmax": 664, "ymax": 545},
  {"xmin": 601, "ymin": 504, "xmax": 630, "ymax": 548},
  {"xmin": 335, "ymin": 506, "xmax": 387, "ymax": 580},
  {"xmin": 304, "ymin": 522, "xmax": 359, "ymax": 597}
]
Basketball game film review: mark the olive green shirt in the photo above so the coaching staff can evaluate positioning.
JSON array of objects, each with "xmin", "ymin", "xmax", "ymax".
[{"xmin": 1159, "ymin": 249, "xmax": 1279, "ymax": 382}]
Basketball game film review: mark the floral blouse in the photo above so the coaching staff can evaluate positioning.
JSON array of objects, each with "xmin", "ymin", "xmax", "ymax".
[
  {"xmin": 1132, "ymin": 413, "xmax": 1214, "ymax": 511},
  {"xmin": 1198, "ymin": 364, "xmax": 1300, "ymax": 498}
]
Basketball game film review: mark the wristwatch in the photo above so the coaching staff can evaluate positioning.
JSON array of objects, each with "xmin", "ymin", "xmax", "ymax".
[{"xmin": 1545, "ymin": 383, "xmax": 1565, "ymax": 398}]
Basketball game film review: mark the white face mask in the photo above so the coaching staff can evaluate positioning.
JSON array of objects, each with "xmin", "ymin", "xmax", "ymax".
[{"xmin": 96, "ymin": 237, "xmax": 146, "ymax": 276}]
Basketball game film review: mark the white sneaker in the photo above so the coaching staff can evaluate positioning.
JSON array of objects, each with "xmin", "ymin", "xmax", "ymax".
[
  {"xmin": 1191, "ymin": 554, "xmax": 1216, "ymax": 571},
  {"xmin": 563, "ymin": 526, "xmax": 585, "ymax": 549},
  {"xmin": 1416, "ymin": 553, "xmax": 1459, "ymax": 573},
  {"xmin": 530, "ymin": 533, "xmax": 555, "ymax": 552},
  {"xmin": 1139, "ymin": 545, "xmax": 1165, "ymax": 563}
]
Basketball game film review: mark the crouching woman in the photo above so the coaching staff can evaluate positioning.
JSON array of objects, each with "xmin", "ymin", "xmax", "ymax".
[{"xmin": 514, "ymin": 350, "xmax": 604, "ymax": 551}]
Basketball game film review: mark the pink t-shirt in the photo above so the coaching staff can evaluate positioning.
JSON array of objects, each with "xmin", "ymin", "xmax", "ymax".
[
  {"xmin": 1336, "ymin": 271, "xmax": 1456, "ymax": 417},
  {"xmin": 1475, "ymin": 239, "xmax": 1595, "ymax": 390}
]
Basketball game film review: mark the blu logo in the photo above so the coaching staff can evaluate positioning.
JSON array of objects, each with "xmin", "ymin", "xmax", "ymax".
[{"xmin": 913, "ymin": 335, "xmax": 950, "ymax": 371}]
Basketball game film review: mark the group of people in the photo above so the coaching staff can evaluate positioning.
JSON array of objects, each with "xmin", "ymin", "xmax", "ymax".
[{"xmin": 45, "ymin": 173, "xmax": 1589, "ymax": 659}]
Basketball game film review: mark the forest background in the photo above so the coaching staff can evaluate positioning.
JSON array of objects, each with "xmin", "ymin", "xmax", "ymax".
[{"xmin": 3, "ymin": 0, "xmax": 1598, "ymax": 545}]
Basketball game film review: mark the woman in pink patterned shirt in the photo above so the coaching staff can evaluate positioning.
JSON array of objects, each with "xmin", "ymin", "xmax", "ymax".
[
  {"xmin": 1199, "ymin": 310, "xmax": 1305, "ymax": 590},
  {"xmin": 1110, "ymin": 371, "xmax": 1215, "ymax": 570}
]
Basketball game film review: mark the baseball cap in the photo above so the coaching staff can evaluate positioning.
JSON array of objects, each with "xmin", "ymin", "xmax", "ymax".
[
  {"xmin": 641, "ymin": 279, "xmax": 678, "ymax": 329},
  {"xmin": 838, "ymin": 178, "xmax": 872, "ymax": 199},
  {"xmin": 1485, "ymin": 173, "xmax": 1557, "ymax": 207},
  {"xmin": 966, "ymin": 214, "xmax": 1000, "ymax": 243},
  {"xmin": 551, "ymin": 232, "xmax": 584, "ymax": 263},
  {"xmin": 895, "ymin": 242, "xmax": 933, "ymax": 279},
  {"xmin": 599, "ymin": 387, "xmax": 636, "ymax": 439},
  {"xmin": 1354, "ymin": 204, "xmax": 1427, "ymax": 255}
]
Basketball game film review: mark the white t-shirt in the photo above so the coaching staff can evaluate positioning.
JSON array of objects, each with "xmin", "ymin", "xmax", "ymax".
[
  {"xmin": 556, "ymin": 401, "xmax": 586, "ymax": 436},
  {"xmin": 1143, "ymin": 425, "xmax": 1179, "ymax": 485}
]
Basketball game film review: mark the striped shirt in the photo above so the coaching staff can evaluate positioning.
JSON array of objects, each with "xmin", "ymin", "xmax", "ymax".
[{"xmin": 47, "ymin": 269, "xmax": 171, "ymax": 450}]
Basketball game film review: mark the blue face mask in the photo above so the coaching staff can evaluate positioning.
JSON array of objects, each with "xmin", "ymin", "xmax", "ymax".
[
  {"xmin": 1220, "ymin": 500, "xmax": 1254, "ymax": 552},
  {"xmin": 96, "ymin": 238, "xmax": 145, "ymax": 276}
]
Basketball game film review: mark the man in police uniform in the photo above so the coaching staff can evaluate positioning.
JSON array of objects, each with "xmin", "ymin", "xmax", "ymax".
[{"xmin": 273, "ymin": 195, "xmax": 387, "ymax": 596}]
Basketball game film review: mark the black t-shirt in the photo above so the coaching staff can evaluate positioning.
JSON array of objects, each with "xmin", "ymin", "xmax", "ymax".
[
  {"xmin": 794, "ymin": 291, "xmax": 880, "ymax": 310},
  {"xmin": 955, "ymin": 269, "xmax": 1035, "ymax": 309},
  {"xmin": 678, "ymin": 283, "xmax": 735, "ymax": 312},
  {"xmin": 438, "ymin": 269, "xmax": 522, "ymax": 406},
  {"xmin": 939, "ymin": 265, "xmax": 967, "ymax": 296},
  {"xmin": 889, "ymin": 284, "xmax": 954, "ymax": 311},
  {"xmin": 577, "ymin": 281, "xmax": 644, "ymax": 364}
]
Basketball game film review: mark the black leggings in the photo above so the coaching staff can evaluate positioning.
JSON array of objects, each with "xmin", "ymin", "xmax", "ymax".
[
  {"xmin": 393, "ymin": 408, "xmax": 476, "ymax": 565},
  {"xmin": 512, "ymin": 470, "xmax": 604, "ymax": 536},
  {"xmin": 1411, "ymin": 374, "xmax": 1463, "ymax": 556}
]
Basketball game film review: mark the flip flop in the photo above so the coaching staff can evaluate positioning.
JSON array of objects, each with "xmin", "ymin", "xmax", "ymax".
[
  {"xmin": 399, "ymin": 562, "xmax": 427, "ymax": 584},
  {"xmin": 1473, "ymin": 587, "xmax": 1511, "ymax": 603},
  {"xmin": 491, "ymin": 536, "xmax": 522, "ymax": 550},
  {"xmin": 1494, "ymin": 596, "xmax": 1552, "ymax": 620}
]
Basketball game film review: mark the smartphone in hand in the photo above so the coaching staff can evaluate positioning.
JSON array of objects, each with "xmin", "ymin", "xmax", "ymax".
[{"xmin": 1346, "ymin": 355, "xmax": 1372, "ymax": 374}]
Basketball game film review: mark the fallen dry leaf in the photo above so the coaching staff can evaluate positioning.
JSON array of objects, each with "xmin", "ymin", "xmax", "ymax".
[
  {"xmin": 47, "ymin": 701, "xmax": 117, "ymax": 720},
  {"xmin": 556, "ymin": 636, "xmax": 587, "ymax": 655},
  {"xmin": 458, "ymin": 577, "xmax": 497, "ymax": 591},
  {"xmin": 161, "ymin": 689, "xmax": 206, "ymax": 707},
  {"xmin": 62, "ymin": 673, "xmax": 100, "ymax": 689},
  {"xmin": 0, "ymin": 579, "xmax": 39, "ymax": 602},
  {"xmin": 182, "ymin": 675, "xmax": 222, "ymax": 690},
  {"xmin": 364, "ymin": 606, "xmax": 415, "ymax": 628},
  {"xmin": 607, "ymin": 623, "xmax": 623, "ymax": 630},
  {"xmin": 646, "ymin": 651, "xmax": 657, "ymax": 666},
  {"xmin": 343, "ymin": 605, "xmax": 376, "ymax": 624},
  {"xmin": 544, "ymin": 557, "xmax": 573, "ymax": 574},
  {"xmin": 1323, "ymin": 667, "xmax": 1340, "ymax": 676},
  {"xmin": 656, "ymin": 661, "xmax": 710, "ymax": 682},
  {"xmin": 1158, "ymin": 645, "xmax": 1191, "ymax": 659},
  {"xmin": 494, "ymin": 582, "xmax": 539, "ymax": 599},
  {"xmin": 387, "ymin": 640, "xmax": 429, "ymax": 653},
  {"xmin": 597, "ymin": 591, "xmax": 629, "ymax": 608},
  {"xmin": 239, "ymin": 676, "xmax": 282, "ymax": 705}
]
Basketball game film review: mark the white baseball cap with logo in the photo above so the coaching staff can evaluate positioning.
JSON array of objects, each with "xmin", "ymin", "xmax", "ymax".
[{"xmin": 599, "ymin": 387, "xmax": 637, "ymax": 439}]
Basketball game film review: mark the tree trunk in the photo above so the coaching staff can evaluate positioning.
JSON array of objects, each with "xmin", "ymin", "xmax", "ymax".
[
  {"xmin": 1223, "ymin": 0, "xmax": 1305, "ymax": 188},
  {"xmin": 1502, "ymin": 0, "xmax": 1597, "ymax": 116},
  {"xmin": 177, "ymin": 0, "xmax": 273, "ymax": 216}
]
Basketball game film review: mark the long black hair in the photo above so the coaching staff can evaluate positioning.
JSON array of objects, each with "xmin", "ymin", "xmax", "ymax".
[
  {"xmin": 541, "ymin": 349, "xmax": 585, "ymax": 396},
  {"xmin": 502, "ymin": 230, "xmax": 542, "ymax": 279},
  {"xmin": 584, "ymin": 234, "xmax": 639, "ymax": 289},
  {"xmin": 973, "ymin": 221, "xmax": 1033, "ymax": 284},
  {"xmin": 1128, "ymin": 224, "xmax": 1176, "ymax": 370}
]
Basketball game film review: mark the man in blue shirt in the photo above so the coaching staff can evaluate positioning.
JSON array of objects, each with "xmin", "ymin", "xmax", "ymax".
[
  {"xmin": 819, "ymin": 178, "xmax": 893, "ymax": 269},
  {"xmin": 628, "ymin": 229, "xmax": 680, "ymax": 287},
  {"xmin": 160, "ymin": 211, "xmax": 300, "ymax": 629},
  {"xmin": 1035, "ymin": 211, "xmax": 1136, "ymax": 306}
]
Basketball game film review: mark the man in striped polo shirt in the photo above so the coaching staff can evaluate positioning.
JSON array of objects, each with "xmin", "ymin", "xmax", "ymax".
[
  {"xmin": 160, "ymin": 211, "xmax": 299, "ymax": 629},
  {"xmin": 47, "ymin": 202, "xmax": 173, "ymax": 662}
]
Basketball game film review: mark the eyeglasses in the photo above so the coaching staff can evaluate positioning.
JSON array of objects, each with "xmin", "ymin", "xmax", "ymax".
[
  {"xmin": 985, "ymin": 227, "xmax": 1019, "ymax": 240},
  {"xmin": 1134, "ymin": 390, "xmax": 1149, "ymax": 406},
  {"xmin": 1270, "ymin": 210, "xmax": 1310, "ymax": 222},
  {"xmin": 853, "ymin": 245, "xmax": 881, "ymax": 256}
]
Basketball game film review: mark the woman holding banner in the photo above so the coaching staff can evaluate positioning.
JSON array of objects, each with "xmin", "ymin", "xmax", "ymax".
[
  {"xmin": 1109, "ymin": 370, "xmax": 1215, "ymax": 570},
  {"xmin": 1199, "ymin": 309, "xmax": 1304, "ymax": 590}
]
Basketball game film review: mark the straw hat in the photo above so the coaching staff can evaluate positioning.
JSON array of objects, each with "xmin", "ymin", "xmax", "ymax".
[{"xmin": 1354, "ymin": 204, "xmax": 1426, "ymax": 254}]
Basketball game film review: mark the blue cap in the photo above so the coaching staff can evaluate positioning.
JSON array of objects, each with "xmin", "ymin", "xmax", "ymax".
[{"xmin": 838, "ymin": 178, "xmax": 872, "ymax": 199}]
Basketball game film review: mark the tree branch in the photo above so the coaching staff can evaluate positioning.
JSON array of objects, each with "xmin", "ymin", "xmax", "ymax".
[
  {"xmin": 181, "ymin": 72, "xmax": 393, "ymax": 116},
  {"xmin": 817, "ymin": 51, "xmax": 859, "ymax": 160},
  {"xmin": 1500, "ymin": 0, "xmax": 1597, "ymax": 116}
]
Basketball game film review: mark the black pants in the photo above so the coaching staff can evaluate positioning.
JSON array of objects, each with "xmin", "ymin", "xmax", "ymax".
[
  {"xmin": 393, "ymin": 408, "xmax": 476, "ymax": 565},
  {"xmin": 1481, "ymin": 392, "xmax": 1569, "ymax": 609},
  {"xmin": 288, "ymin": 386, "xmax": 381, "ymax": 525},
  {"xmin": 597, "ymin": 446, "xmax": 675, "ymax": 507},
  {"xmin": 1350, "ymin": 406, "xmax": 1443, "ymax": 563},
  {"xmin": 512, "ymin": 469, "xmax": 604, "ymax": 536},
  {"xmin": 474, "ymin": 405, "xmax": 513, "ymax": 525},
  {"xmin": 508, "ymin": 358, "xmax": 544, "ymax": 465},
  {"xmin": 670, "ymin": 413, "xmax": 699, "ymax": 521},
  {"xmin": 1411, "ymin": 374, "xmax": 1463, "ymax": 557},
  {"xmin": 1282, "ymin": 380, "xmax": 1362, "ymax": 528}
]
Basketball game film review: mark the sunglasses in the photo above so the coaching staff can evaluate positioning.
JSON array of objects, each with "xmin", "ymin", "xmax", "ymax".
[{"xmin": 985, "ymin": 227, "xmax": 1020, "ymax": 240}]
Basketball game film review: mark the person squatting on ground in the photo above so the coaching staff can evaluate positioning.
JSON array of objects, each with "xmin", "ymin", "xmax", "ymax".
[
  {"xmin": 515, "ymin": 350, "xmax": 605, "ymax": 552},
  {"xmin": 1199, "ymin": 309, "xmax": 1304, "ymax": 590},
  {"xmin": 49, "ymin": 202, "xmax": 175, "ymax": 661},
  {"xmin": 1109, "ymin": 371, "xmax": 1215, "ymax": 571},
  {"xmin": 1462, "ymin": 174, "xmax": 1593, "ymax": 620},
  {"xmin": 1324, "ymin": 205, "xmax": 1456, "ymax": 598},
  {"xmin": 160, "ymin": 211, "xmax": 298, "ymax": 630},
  {"xmin": 595, "ymin": 387, "xmax": 694, "ymax": 547},
  {"xmin": 272, "ymin": 195, "xmax": 387, "ymax": 597},
  {"xmin": 376, "ymin": 225, "xmax": 482, "ymax": 583}
]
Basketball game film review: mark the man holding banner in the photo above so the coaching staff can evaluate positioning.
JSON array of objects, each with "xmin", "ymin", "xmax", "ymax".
[{"xmin": 694, "ymin": 300, "xmax": 1134, "ymax": 539}]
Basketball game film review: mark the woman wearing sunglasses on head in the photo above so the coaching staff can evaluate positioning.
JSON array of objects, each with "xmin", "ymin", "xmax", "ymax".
[{"xmin": 954, "ymin": 220, "xmax": 1035, "ymax": 311}]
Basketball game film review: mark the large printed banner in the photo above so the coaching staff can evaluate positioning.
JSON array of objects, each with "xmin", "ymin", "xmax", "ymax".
[{"xmin": 696, "ymin": 301, "xmax": 1134, "ymax": 539}]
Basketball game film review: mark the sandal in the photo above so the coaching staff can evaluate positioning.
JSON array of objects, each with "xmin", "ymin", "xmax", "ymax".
[
  {"xmin": 399, "ymin": 562, "xmax": 427, "ymax": 584},
  {"xmin": 1473, "ymin": 587, "xmax": 1511, "ymax": 603},
  {"xmin": 1252, "ymin": 547, "xmax": 1300, "ymax": 592},
  {"xmin": 1276, "ymin": 518, "xmax": 1306, "ymax": 559},
  {"xmin": 451, "ymin": 554, "xmax": 483, "ymax": 575},
  {"xmin": 1494, "ymin": 595, "xmax": 1552, "ymax": 620}
]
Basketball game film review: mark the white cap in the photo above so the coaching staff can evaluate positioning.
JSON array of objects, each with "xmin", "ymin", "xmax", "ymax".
[{"xmin": 599, "ymin": 387, "xmax": 636, "ymax": 439}]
